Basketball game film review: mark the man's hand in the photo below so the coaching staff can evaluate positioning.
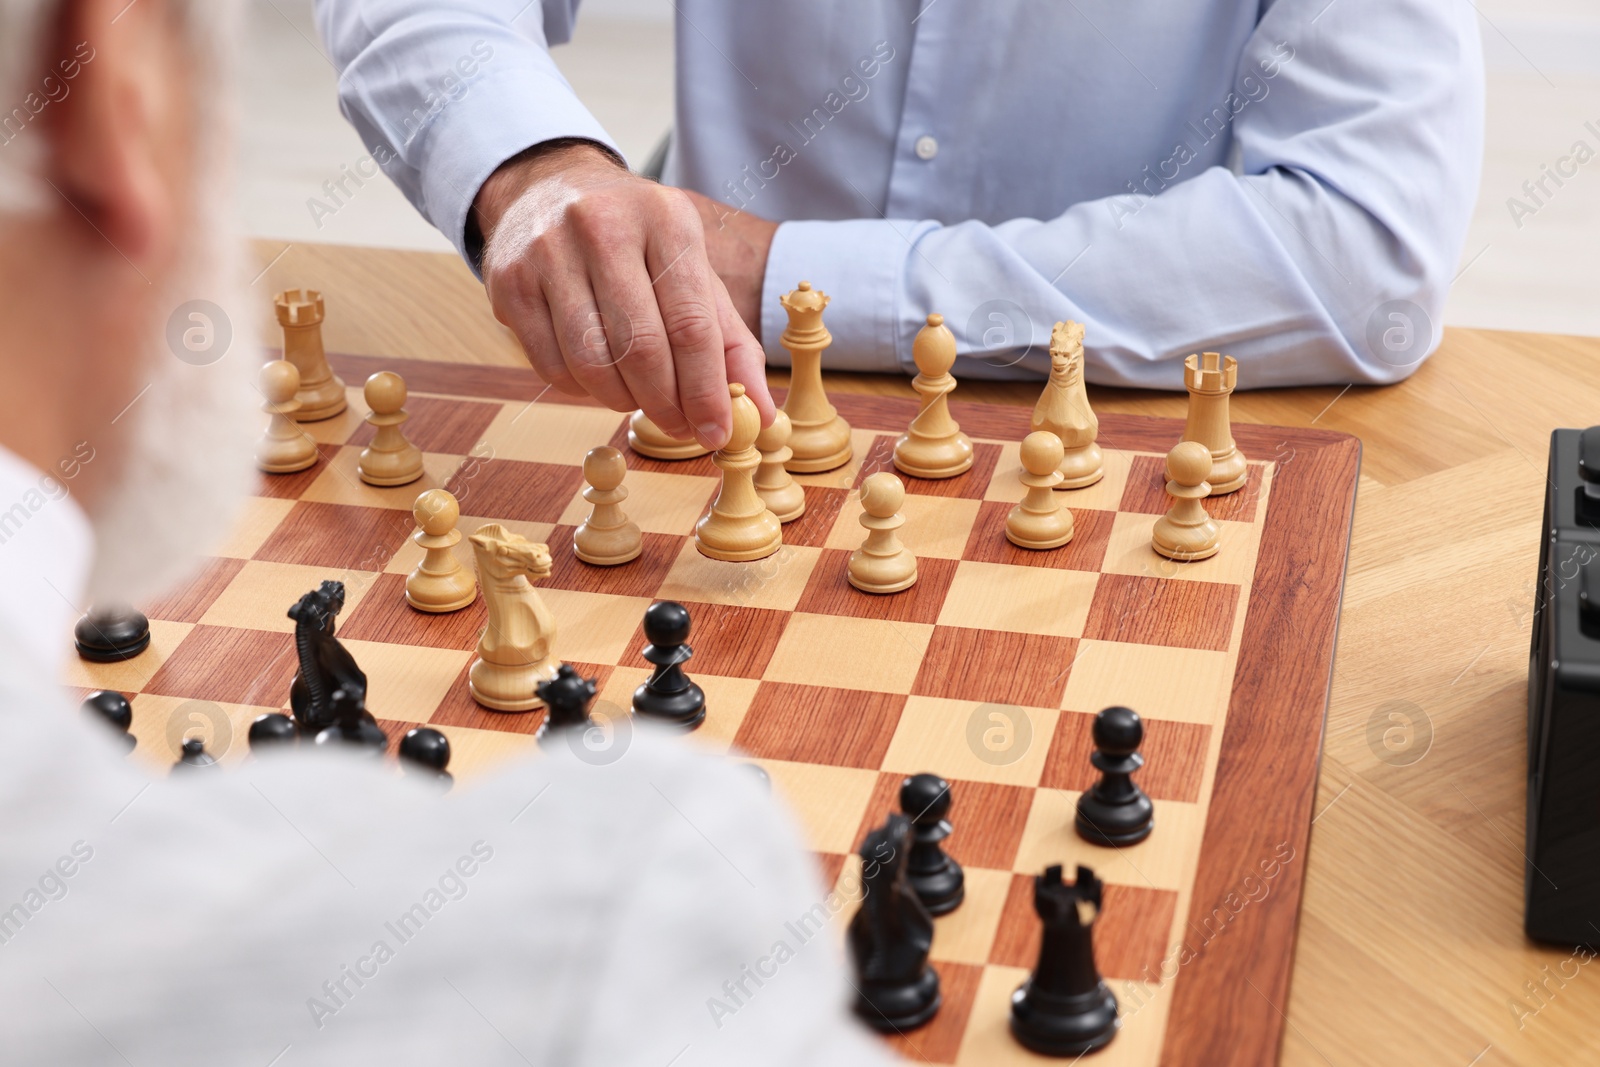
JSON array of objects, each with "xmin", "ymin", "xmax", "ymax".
[
  {"xmin": 474, "ymin": 141, "xmax": 774, "ymax": 449},
  {"xmin": 682, "ymin": 189, "xmax": 778, "ymax": 347}
]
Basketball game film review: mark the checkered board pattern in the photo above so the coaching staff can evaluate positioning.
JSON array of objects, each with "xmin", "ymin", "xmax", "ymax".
[{"xmin": 68, "ymin": 352, "xmax": 1360, "ymax": 1067}]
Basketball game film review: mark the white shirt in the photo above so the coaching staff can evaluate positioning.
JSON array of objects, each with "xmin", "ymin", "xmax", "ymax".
[
  {"xmin": 0, "ymin": 449, "xmax": 890, "ymax": 1066},
  {"xmin": 315, "ymin": 0, "xmax": 1483, "ymax": 389}
]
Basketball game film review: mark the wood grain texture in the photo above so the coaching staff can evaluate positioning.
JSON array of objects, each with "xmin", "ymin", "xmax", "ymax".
[
  {"xmin": 854, "ymin": 771, "xmax": 1035, "ymax": 872},
  {"xmin": 735, "ymin": 682, "xmax": 906, "ymax": 769},
  {"xmin": 991, "ymin": 873, "xmax": 1178, "ymax": 981},
  {"xmin": 1042, "ymin": 712, "xmax": 1211, "ymax": 804},
  {"xmin": 964, "ymin": 501, "xmax": 1116, "ymax": 572},
  {"xmin": 1084, "ymin": 574, "xmax": 1241, "ymax": 653}
]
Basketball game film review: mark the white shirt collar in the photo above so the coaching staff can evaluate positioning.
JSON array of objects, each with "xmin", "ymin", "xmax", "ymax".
[{"xmin": 0, "ymin": 444, "xmax": 94, "ymax": 680}]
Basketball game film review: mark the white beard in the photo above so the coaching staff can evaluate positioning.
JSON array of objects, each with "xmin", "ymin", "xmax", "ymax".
[{"xmin": 85, "ymin": 1, "xmax": 257, "ymax": 606}]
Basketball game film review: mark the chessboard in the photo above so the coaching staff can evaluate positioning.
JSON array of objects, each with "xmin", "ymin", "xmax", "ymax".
[{"xmin": 68, "ymin": 351, "xmax": 1360, "ymax": 1067}]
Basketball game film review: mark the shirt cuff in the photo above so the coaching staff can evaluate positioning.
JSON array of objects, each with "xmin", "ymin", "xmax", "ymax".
[
  {"xmin": 761, "ymin": 218, "xmax": 936, "ymax": 373},
  {"xmin": 415, "ymin": 66, "xmax": 622, "ymax": 273}
]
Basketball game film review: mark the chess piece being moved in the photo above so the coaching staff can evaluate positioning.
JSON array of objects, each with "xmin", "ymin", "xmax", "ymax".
[
  {"xmin": 753, "ymin": 409, "xmax": 806, "ymax": 523},
  {"xmin": 406, "ymin": 489, "xmax": 476, "ymax": 612},
  {"xmin": 574, "ymin": 446, "xmax": 643, "ymax": 565},
  {"xmin": 695, "ymin": 383, "xmax": 782, "ymax": 562},
  {"xmin": 1031, "ymin": 321, "xmax": 1104, "ymax": 489},
  {"xmin": 1181, "ymin": 351, "xmax": 1246, "ymax": 495},
  {"xmin": 468, "ymin": 524, "xmax": 559, "ymax": 711},
  {"xmin": 288, "ymin": 580, "xmax": 367, "ymax": 735},
  {"xmin": 848, "ymin": 472, "xmax": 917, "ymax": 594},
  {"xmin": 535, "ymin": 663, "xmax": 598, "ymax": 745},
  {"xmin": 1152, "ymin": 441, "xmax": 1221, "ymax": 561},
  {"xmin": 400, "ymin": 726, "xmax": 453, "ymax": 787},
  {"xmin": 74, "ymin": 606, "xmax": 150, "ymax": 662},
  {"xmin": 779, "ymin": 282, "xmax": 852, "ymax": 472},
  {"xmin": 172, "ymin": 737, "xmax": 218, "ymax": 772},
  {"xmin": 81, "ymin": 690, "xmax": 135, "ymax": 753},
  {"xmin": 901, "ymin": 774, "xmax": 964, "ymax": 916},
  {"xmin": 275, "ymin": 288, "xmax": 346, "ymax": 421},
  {"xmin": 256, "ymin": 360, "xmax": 317, "ymax": 473},
  {"xmin": 1007, "ymin": 431, "xmax": 1076, "ymax": 550},
  {"xmin": 313, "ymin": 686, "xmax": 388, "ymax": 754},
  {"xmin": 248, "ymin": 712, "xmax": 298, "ymax": 752},
  {"xmin": 632, "ymin": 601, "xmax": 706, "ymax": 729},
  {"xmin": 627, "ymin": 409, "xmax": 709, "ymax": 460},
  {"xmin": 358, "ymin": 371, "xmax": 424, "ymax": 486},
  {"xmin": 849, "ymin": 813, "xmax": 942, "ymax": 1032},
  {"xmin": 1010, "ymin": 865, "xmax": 1120, "ymax": 1055},
  {"xmin": 1074, "ymin": 706, "xmax": 1155, "ymax": 846},
  {"xmin": 894, "ymin": 313, "xmax": 974, "ymax": 479}
]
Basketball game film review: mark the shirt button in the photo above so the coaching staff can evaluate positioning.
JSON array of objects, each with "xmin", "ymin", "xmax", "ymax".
[{"xmin": 914, "ymin": 135, "xmax": 939, "ymax": 160}]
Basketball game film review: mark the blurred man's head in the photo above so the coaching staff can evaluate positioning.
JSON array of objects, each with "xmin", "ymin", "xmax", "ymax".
[{"xmin": 0, "ymin": 0, "xmax": 253, "ymax": 605}]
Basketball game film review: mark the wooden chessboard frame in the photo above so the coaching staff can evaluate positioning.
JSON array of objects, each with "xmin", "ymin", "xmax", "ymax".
[{"xmin": 72, "ymin": 351, "xmax": 1360, "ymax": 1066}]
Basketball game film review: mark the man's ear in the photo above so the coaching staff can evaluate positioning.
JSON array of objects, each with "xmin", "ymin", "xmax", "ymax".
[{"xmin": 42, "ymin": 0, "xmax": 182, "ymax": 267}]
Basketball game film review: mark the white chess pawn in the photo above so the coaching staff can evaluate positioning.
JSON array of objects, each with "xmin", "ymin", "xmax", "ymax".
[
  {"xmin": 848, "ymin": 472, "xmax": 918, "ymax": 594},
  {"xmin": 574, "ymin": 446, "xmax": 643, "ymax": 565},
  {"xmin": 256, "ymin": 360, "xmax": 318, "ymax": 473},
  {"xmin": 754, "ymin": 409, "xmax": 806, "ymax": 523},
  {"xmin": 1006, "ymin": 432, "xmax": 1076, "ymax": 549},
  {"xmin": 358, "ymin": 371, "xmax": 424, "ymax": 486},
  {"xmin": 1152, "ymin": 441, "xmax": 1222, "ymax": 560},
  {"xmin": 695, "ymin": 384, "xmax": 782, "ymax": 562},
  {"xmin": 406, "ymin": 489, "xmax": 476, "ymax": 612}
]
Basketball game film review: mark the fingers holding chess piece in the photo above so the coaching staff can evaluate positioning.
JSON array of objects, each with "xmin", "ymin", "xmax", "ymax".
[
  {"xmin": 1152, "ymin": 441, "xmax": 1221, "ymax": 561},
  {"xmin": 574, "ymin": 446, "xmax": 643, "ymax": 565},
  {"xmin": 358, "ymin": 371, "xmax": 424, "ymax": 487},
  {"xmin": 406, "ymin": 489, "xmax": 477, "ymax": 612},
  {"xmin": 256, "ymin": 360, "xmax": 318, "ymax": 473},
  {"xmin": 848, "ymin": 472, "xmax": 917, "ymax": 594},
  {"xmin": 894, "ymin": 313, "xmax": 974, "ymax": 479},
  {"xmin": 1007, "ymin": 432, "xmax": 1076, "ymax": 550},
  {"xmin": 1074, "ymin": 706, "xmax": 1154, "ymax": 846},
  {"xmin": 754, "ymin": 409, "xmax": 806, "ymax": 523}
]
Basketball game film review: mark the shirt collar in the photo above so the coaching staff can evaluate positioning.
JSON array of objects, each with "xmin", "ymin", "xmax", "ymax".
[{"xmin": 0, "ymin": 444, "xmax": 94, "ymax": 679}]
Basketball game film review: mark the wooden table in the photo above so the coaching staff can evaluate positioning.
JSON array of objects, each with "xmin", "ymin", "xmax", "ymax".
[{"xmin": 251, "ymin": 239, "xmax": 1597, "ymax": 1066}]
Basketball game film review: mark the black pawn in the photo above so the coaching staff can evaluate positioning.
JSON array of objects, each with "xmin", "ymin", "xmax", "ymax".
[
  {"xmin": 1009, "ymin": 865, "xmax": 1119, "ymax": 1056},
  {"xmin": 173, "ymin": 736, "xmax": 217, "ymax": 771},
  {"xmin": 248, "ymin": 712, "xmax": 298, "ymax": 752},
  {"xmin": 81, "ymin": 690, "xmax": 136, "ymax": 753},
  {"xmin": 312, "ymin": 687, "xmax": 387, "ymax": 754},
  {"xmin": 631, "ymin": 601, "xmax": 706, "ymax": 729},
  {"xmin": 536, "ymin": 664, "xmax": 598, "ymax": 745},
  {"xmin": 400, "ymin": 727, "xmax": 453, "ymax": 788},
  {"xmin": 1075, "ymin": 706, "xmax": 1154, "ymax": 847},
  {"xmin": 74, "ymin": 606, "xmax": 150, "ymax": 662},
  {"xmin": 901, "ymin": 773, "xmax": 964, "ymax": 916}
]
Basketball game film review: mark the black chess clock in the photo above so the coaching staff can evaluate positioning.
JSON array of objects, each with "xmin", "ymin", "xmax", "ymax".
[{"xmin": 1526, "ymin": 426, "xmax": 1600, "ymax": 946}]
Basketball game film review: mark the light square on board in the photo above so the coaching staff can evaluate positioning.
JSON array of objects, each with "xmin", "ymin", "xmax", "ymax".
[
  {"xmin": 213, "ymin": 497, "xmax": 295, "ymax": 559},
  {"xmin": 143, "ymin": 557, "xmax": 245, "ymax": 624},
  {"xmin": 1041, "ymin": 711, "xmax": 1211, "ymax": 803},
  {"xmin": 881, "ymin": 696, "xmax": 1060, "ymax": 788},
  {"xmin": 853, "ymin": 771, "xmax": 1034, "ymax": 872},
  {"xmin": 538, "ymin": 588, "xmax": 656, "ymax": 665},
  {"xmin": 734, "ymin": 682, "xmax": 905, "ymax": 769},
  {"xmin": 297, "ymin": 387, "xmax": 366, "ymax": 444},
  {"xmin": 412, "ymin": 721, "xmax": 538, "ymax": 783},
  {"xmin": 142, "ymin": 624, "xmax": 296, "ymax": 707},
  {"xmin": 1083, "ymin": 573, "xmax": 1239, "ymax": 652},
  {"xmin": 338, "ymin": 573, "xmax": 487, "ymax": 649},
  {"xmin": 346, "ymin": 393, "xmax": 501, "ymax": 455},
  {"xmin": 622, "ymin": 601, "xmax": 790, "ymax": 679},
  {"xmin": 1059, "ymin": 640, "xmax": 1235, "ymax": 724},
  {"xmin": 913, "ymin": 626, "xmax": 1077, "ymax": 708},
  {"xmin": 990, "ymin": 873, "xmax": 1178, "ymax": 981},
  {"xmin": 64, "ymin": 620, "xmax": 193, "ymax": 696},
  {"xmin": 764, "ymin": 613, "xmax": 933, "ymax": 694},
  {"xmin": 1099, "ymin": 511, "xmax": 1263, "ymax": 587},
  {"xmin": 342, "ymin": 639, "xmax": 472, "ymax": 724},
  {"xmin": 1013, "ymin": 788, "xmax": 1203, "ymax": 890},
  {"xmin": 936, "ymin": 560, "xmax": 1098, "ymax": 638},
  {"xmin": 794, "ymin": 551, "xmax": 958, "ymax": 625},
  {"xmin": 478, "ymin": 399, "xmax": 631, "ymax": 467},
  {"xmin": 983, "ymin": 441, "xmax": 1135, "ymax": 510},
  {"xmin": 1118, "ymin": 453, "xmax": 1269, "ymax": 523},
  {"xmin": 442, "ymin": 458, "xmax": 587, "ymax": 524},
  {"xmin": 759, "ymin": 759, "xmax": 881, "ymax": 854},
  {"xmin": 199, "ymin": 560, "xmax": 379, "ymax": 634},
  {"xmin": 298, "ymin": 446, "xmax": 461, "ymax": 511},
  {"xmin": 253, "ymin": 500, "xmax": 415, "ymax": 572},
  {"xmin": 554, "ymin": 468, "xmax": 718, "ymax": 535},
  {"xmin": 852, "ymin": 434, "xmax": 1003, "ymax": 501},
  {"xmin": 823, "ymin": 492, "xmax": 981, "ymax": 560},
  {"xmin": 656, "ymin": 541, "xmax": 822, "ymax": 611},
  {"xmin": 126, "ymin": 693, "xmax": 280, "ymax": 772},
  {"xmin": 961, "ymin": 501, "xmax": 1114, "ymax": 572},
  {"xmin": 927, "ymin": 867, "xmax": 1012, "ymax": 967}
]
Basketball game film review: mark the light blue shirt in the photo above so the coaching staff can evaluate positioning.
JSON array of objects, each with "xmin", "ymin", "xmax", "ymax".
[{"xmin": 316, "ymin": 0, "xmax": 1483, "ymax": 389}]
